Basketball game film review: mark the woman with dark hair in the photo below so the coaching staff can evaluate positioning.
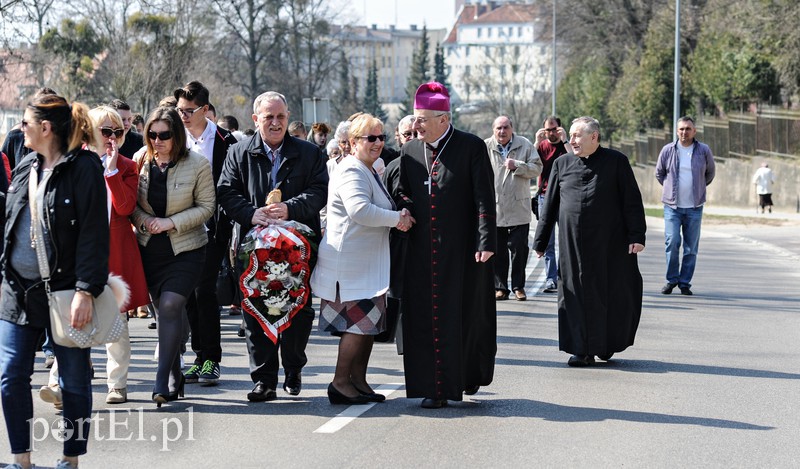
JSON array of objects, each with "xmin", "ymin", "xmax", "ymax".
[
  {"xmin": 131, "ymin": 107, "xmax": 215, "ymax": 407},
  {"xmin": 0, "ymin": 94, "xmax": 108, "ymax": 469}
]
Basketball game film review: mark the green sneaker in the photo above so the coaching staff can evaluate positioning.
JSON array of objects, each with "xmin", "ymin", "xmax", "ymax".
[
  {"xmin": 184, "ymin": 364, "xmax": 201, "ymax": 384},
  {"xmin": 198, "ymin": 360, "xmax": 220, "ymax": 386}
]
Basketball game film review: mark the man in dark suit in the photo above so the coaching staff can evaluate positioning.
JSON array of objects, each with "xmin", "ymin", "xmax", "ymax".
[
  {"xmin": 173, "ymin": 81, "xmax": 239, "ymax": 387},
  {"xmin": 109, "ymin": 99, "xmax": 144, "ymax": 158},
  {"xmin": 217, "ymin": 91, "xmax": 328, "ymax": 402}
]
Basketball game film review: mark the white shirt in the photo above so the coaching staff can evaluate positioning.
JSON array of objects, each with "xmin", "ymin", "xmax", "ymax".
[
  {"xmin": 186, "ymin": 118, "xmax": 217, "ymax": 166},
  {"xmin": 677, "ymin": 143, "xmax": 695, "ymax": 208},
  {"xmin": 752, "ymin": 166, "xmax": 775, "ymax": 195}
]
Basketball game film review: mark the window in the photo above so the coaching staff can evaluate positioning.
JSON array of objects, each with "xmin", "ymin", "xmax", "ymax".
[
  {"xmin": 487, "ymin": 27, "xmax": 492, "ymax": 38},
  {"xmin": 518, "ymin": 26, "xmax": 523, "ymax": 37},
  {"xmin": 484, "ymin": 65, "xmax": 490, "ymax": 75},
  {"xmin": 477, "ymin": 27, "xmax": 482, "ymax": 38}
]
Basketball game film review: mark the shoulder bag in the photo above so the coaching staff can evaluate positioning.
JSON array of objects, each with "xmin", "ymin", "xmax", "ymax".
[{"xmin": 29, "ymin": 162, "xmax": 128, "ymax": 348}]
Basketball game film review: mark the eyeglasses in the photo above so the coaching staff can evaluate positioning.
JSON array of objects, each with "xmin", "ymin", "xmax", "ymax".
[
  {"xmin": 147, "ymin": 130, "xmax": 173, "ymax": 141},
  {"xmin": 100, "ymin": 127, "xmax": 125, "ymax": 138},
  {"xmin": 176, "ymin": 105, "xmax": 203, "ymax": 118},
  {"xmin": 358, "ymin": 134, "xmax": 387, "ymax": 142},
  {"xmin": 401, "ymin": 131, "xmax": 417, "ymax": 139},
  {"xmin": 413, "ymin": 113, "xmax": 446, "ymax": 124}
]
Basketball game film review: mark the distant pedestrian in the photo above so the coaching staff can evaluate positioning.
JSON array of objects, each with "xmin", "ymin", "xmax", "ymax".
[
  {"xmin": 485, "ymin": 115, "xmax": 541, "ymax": 301},
  {"xmin": 752, "ymin": 163, "xmax": 776, "ymax": 213},
  {"xmin": 534, "ymin": 116, "xmax": 646, "ymax": 367},
  {"xmin": 655, "ymin": 116, "xmax": 715, "ymax": 296},
  {"xmin": 288, "ymin": 120, "xmax": 307, "ymax": 140},
  {"xmin": 534, "ymin": 116, "xmax": 569, "ymax": 294}
]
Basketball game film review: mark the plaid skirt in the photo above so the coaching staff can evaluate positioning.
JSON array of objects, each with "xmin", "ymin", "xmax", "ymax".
[{"xmin": 319, "ymin": 292, "xmax": 387, "ymax": 335}]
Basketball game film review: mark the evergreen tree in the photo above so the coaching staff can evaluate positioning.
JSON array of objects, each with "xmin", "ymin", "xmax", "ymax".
[
  {"xmin": 332, "ymin": 50, "xmax": 359, "ymax": 122},
  {"xmin": 433, "ymin": 42, "xmax": 449, "ymax": 89},
  {"xmin": 400, "ymin": 25, "xmax": 430, "ymax": 115},
  {"xmin": 363, "ymin": 60, "xmax": 387, "ymax": 122}
]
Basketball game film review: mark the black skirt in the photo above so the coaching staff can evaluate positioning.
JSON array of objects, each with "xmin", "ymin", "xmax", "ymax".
[{"xmin": 140, "ymin": 234, "xmax": 205, "ymax": 298}]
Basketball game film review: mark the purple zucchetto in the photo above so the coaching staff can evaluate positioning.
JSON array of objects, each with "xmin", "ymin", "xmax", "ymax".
[{"xmin": 414, "ymin": 82, "xmax": 451, "ymax": 112}]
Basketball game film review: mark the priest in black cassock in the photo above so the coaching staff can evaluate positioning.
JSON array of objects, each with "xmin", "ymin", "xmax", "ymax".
[
  {"xmin": 385, "ymin": 82, "xmax": 497, "ymax": 409},
  {"xmin": 533, "ymin": 116, "xmax": 646, "ymax": 367}
]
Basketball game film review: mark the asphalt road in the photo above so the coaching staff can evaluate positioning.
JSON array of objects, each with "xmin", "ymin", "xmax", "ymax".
[{"xmin": 3, "ymin": 212, "xmax": 799, "ymax": 468}]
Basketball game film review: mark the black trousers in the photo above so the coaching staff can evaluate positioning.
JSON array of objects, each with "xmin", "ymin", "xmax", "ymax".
[
  {"xmin": 186, "ymin": 233, "xmax": 226, "ymax": 364},
  {"xmin": 242, "ymin": 305, "xmax": 315, "ymax": 389},
  {"xmin": 494, "ymin": 224, "xmax": 530, "ymax": 292}
]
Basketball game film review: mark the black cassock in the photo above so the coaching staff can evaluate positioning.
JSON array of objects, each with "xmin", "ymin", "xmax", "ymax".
[
  {"xmin": 533, "ymin": 147, "xmax": 646, "ymax": 357},
  {"xmin": 385, "ymin": 126, "xmax": 497, "ymax": 401}
]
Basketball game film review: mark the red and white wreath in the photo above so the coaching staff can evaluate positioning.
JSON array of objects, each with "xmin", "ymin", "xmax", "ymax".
[{"xmin": 239, "ymin": 221, "xmax": 314, "ymax": 343}]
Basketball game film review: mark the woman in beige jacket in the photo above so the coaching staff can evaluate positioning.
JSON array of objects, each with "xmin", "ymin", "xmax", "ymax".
[{"xmin": 131, "ymin": 107, "xmax": 215, "ymax": 407}]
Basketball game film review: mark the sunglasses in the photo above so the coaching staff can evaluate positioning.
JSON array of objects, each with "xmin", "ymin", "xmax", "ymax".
[
  {"xmin": 358, "ymin": 134, "xmax": 387, "ymax": 142},
  {"xmin": 100, "ymin": 127, "xmax": 124, "ymax": 138},
  {"xmin": 148, "ymin": 130, "xmax": 173, "ymax": 141}
]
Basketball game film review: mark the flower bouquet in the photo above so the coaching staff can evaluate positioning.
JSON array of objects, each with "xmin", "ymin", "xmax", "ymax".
[{"xmin": 238, "ymin": 220, "xmax": 314, "ymax": 344}]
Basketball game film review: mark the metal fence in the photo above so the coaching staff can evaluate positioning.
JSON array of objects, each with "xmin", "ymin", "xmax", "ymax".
[{"xmin": 613, "ymin": 106, "xmax": 800, "ymax": 164}]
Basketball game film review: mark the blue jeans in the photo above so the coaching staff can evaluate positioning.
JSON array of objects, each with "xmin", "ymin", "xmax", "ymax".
[
  {"xmin": 0, "ymin": 319, "xmax": 92, "ymax": 456},
  {"xmin": 663, "ymin": 205, "xmax": 704, "ymax": 288},
  {"xmin": 538, "ymin": 194, "xmax": 558, "ymax": 283}
]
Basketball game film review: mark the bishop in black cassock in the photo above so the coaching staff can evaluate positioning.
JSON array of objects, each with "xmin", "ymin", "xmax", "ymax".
[
  {"xmin": 385, "ymin": 82, "xmax": 497, "ymax": 408},
  {"xmin": 534, "ymin": 117, "xmax": 646, "ymax": 367}
]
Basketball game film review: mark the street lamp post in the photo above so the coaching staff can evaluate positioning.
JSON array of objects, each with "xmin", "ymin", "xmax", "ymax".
[
  {"xmin": 673, "ymin": 0, "xmax": 681, "ymax": 135},
  {"xmin": 552, "ymin": 0, "xmax": 556, "ymax": 116}
]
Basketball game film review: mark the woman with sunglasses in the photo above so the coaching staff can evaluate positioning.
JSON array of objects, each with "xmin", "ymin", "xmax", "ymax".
[
  {"xmin": 0, "ymin": 94, "xmax": 108, "ymax": 469},
  {"xmin": 89, "ymin": 105, "xmax": 149, "ymax": 404},
  {"xmin": 311, "ymin": 114, "xmax": 415, "ymax": 405},
  {"xmin": 131, "ymin": 107, "xmax": 215, "ymax": 407}
]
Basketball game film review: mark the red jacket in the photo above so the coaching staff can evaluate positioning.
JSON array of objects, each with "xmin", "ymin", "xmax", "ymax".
[{"xmin": 106, "ymin": 154, "xmax": 150, "ymax": 310}]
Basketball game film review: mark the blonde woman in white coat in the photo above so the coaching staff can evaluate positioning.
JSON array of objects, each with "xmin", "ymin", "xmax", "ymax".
[{"xmin": 311, "ymin": 114, "xmax": 414, "ymax": 405}]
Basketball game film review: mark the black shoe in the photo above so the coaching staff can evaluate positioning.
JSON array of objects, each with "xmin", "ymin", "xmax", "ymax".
[
  {"xmin": 283, "ymin": 371, "xmax": 301, "ymax": 396},
  {"xmin": 148, "ymin": 321, "xmax": 157, "ymax": 329},
  {"xmin": 237, "ymin": 324, "xmax": 246, "ymax": 338},
  {"xmin": 661, "ymin": 282, "xmax": 678, "ymax": 294},
  {"xmin": 597, "ymin": 353, "xmax": 614, "ymax": 361},
  {"xmin": 184, "ymin": 364, "xmax": 201, "ymax": 384},
  {"xmin": 495, "ymin": 290, "xmax": 509, "ymax": 301},
  {"xmin": 464, "ymin": 385, "xmax": 480, "ymax": 395},
  {"xmin": 327, "ymin": 383, "xmax": 370, "ymax": 405},
  {"xmin": 567, "ymin": 355, "xmax": 595, "ymax": 367},
  {"xmin": 353, "ymin": 384, "xmax": 386, "ymax": 402},
  {"xmin": 420, "ymin": 398, "xmax": 447, "ymax": 409},
  {"xmin": 679, "ymin": 286, "xmax": 693, "ymax": 296},
  {"xmin": 247, "ymin": 383, "xmax": 277, "ymax": 402}
]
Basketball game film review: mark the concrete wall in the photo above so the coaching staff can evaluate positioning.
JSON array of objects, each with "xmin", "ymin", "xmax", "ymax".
[{"xmin": 633, "ymin": 157, "xmax": 800, "ymax": 212}]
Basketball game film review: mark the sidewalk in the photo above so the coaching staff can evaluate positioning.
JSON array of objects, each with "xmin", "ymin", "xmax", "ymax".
[{"xmin": 645, "ymin": 204, "xmax": 800, "ymax": 259}]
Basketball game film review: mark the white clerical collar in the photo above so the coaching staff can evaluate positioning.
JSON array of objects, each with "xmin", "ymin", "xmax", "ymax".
[{"xmin": 429, "ymin": 124, "xmax": 452, "ymax": 149}]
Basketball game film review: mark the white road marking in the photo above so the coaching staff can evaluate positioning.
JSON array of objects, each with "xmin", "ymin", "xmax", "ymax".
[
  {"xmin": 524, "ymin": 228, "xmax": 557, "ymax": 297},
  {"xmin": 313, "ymin": 383, "xmax": 403, "ymax": 434}
]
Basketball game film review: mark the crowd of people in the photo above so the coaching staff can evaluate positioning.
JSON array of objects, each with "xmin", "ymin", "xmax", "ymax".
[{"xmin": 0, "ymin": 77, "xmax": 729, "ymax": 468}]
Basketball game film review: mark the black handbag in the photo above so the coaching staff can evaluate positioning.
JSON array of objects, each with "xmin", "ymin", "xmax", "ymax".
[{"xmin": 216, "ymin": 257, "xmax": 238, "ymax": 307}]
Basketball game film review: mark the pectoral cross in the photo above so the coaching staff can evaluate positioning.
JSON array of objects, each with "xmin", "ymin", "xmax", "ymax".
[{"xmin": 424, "ymin": 176, "xmax": 431, "ymax": 195}]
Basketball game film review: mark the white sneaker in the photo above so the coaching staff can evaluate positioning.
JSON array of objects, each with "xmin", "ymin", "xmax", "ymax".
[
  {"xmin": 39, "ymin": 384, "xmax": 63, "ymax": 410},
  {"xmin": 56, "ymin": 459, "xmax": 78, "ymax": 469},
  {"xmin": 106, "ymin": 388, "xmax": 127, "ymax": 404}
]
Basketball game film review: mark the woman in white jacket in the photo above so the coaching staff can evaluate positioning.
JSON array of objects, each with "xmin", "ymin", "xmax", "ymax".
[{"xmin": 311, "ymin": 114, "xmax": 414, "ymax": 405}]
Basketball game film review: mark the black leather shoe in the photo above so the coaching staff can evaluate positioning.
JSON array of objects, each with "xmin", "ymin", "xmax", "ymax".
[
  {"xmin": 327, "ymin": 383, "xmax": 370, "ymax": 405},
  {"xmin": 247, "ymin": 383, "xmax": 277, "ymax": 402},
  {"xmin": 679, "ymin": 286, "xmax": 693, "ymax": 296},
  {"xmin": 661, "ymin": 282, "xmax": 677, "ymax": 294},
  {"xmin": 283, "ymin": 372, "xmax": 301, "ymax": 396},
  {"xmin": 597, "ymin": 353, "xmax": 614, "ymax": 361},
  {"xmin": 567, "ymin": 355, "xmax": 595, "ymax": 367},
  {"xmin": 464, "ymin": 385, "xmax": 480, "ymax": 395},
  {"xmin": 420, "ymin": 398, "xmax": 447, "ymax": 409},
  {"xmin": 353, "ymin": 384, "xmax": 386, "ymax": 402}
]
